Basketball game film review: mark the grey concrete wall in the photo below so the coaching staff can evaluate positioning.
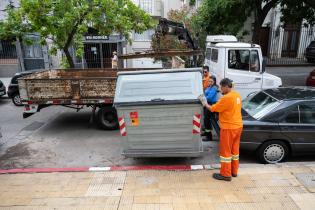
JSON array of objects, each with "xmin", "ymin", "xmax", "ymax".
[{"xmin": 0, "ymin": 64, "xmax": 19, "ymax": 77}]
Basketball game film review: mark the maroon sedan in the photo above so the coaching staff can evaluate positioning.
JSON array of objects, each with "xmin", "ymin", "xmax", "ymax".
[{"xmin": 306, "ymin": 69, "xmax": 315, "ymax": 87}]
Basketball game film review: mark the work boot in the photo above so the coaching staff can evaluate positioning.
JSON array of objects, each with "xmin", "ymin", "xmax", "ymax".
[
  {"xmin": 232, "ymin": 174, "xmax": 237, "ymax": 177},
  {"xmin": 202, "ymin": 133, "xmax": 212, "ymax": 141},
  {"xmin": 212, "ymin": 173, "xmax": 232, "ymax": 181}
]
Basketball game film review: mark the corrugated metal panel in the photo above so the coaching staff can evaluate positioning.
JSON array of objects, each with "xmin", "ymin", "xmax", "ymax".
[{"xmin": 117, "ymin": 104, "xmax": 203, "ymax": 157}]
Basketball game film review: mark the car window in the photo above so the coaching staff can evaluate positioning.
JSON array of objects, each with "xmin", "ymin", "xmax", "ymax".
[
  {"xmin": 283, "ymin": 106, "xmax": 299, "ymax": 123},
  {"xmin": 300, "ymin": 103, "xmax": 315, "ymax": 124},
  {"xmin": 228, "ymin": 50, "xmax": 250, "ymax": 71},
  {"xmin": 250, "ymin": 50, "xmax": 260, "ymax": 72},
  {"xmin": 242, "ymin": 91, "xmax": 280, "ymax": 119}
]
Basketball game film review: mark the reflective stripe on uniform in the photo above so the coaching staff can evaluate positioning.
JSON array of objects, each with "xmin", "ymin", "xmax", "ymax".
[
  {"xmin": 220, "ymin": 156, "xmax": 232, "ymax": 163},
  {"xmin": 205, "ymin": 129, "xmax": 211, "ymax": 132},
  {"xmin": 232, "ymin": 154, "xmax": 239, "ymax": 160}
]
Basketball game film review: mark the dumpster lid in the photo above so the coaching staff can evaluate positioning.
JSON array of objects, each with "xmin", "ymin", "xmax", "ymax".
[{"xmin": 114, "ymin": 68, "xmax": 203, "ymax": 105}]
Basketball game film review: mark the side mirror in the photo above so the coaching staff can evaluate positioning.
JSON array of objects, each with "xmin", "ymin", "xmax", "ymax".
[{"xmin": 261, "ymin": 59, "xmax": 266, "ymax": 74}]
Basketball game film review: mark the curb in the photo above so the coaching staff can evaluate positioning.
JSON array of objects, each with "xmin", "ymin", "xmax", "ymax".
[{"xmin": 0, "ymin": 165, "xmax": 218, "ymax": 175}]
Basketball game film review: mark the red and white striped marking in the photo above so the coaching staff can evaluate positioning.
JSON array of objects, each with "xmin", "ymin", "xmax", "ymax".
[
  {"xmin": 0, "ymin": 165, "xmax": 207, "ymax": 174},
  {"xmin": 192, "ymin": 114, "xmax": 201, "ymax": 134},
  {"xmin": 119, "ymin": 117, "xmax": 127, "ymax": 136}
]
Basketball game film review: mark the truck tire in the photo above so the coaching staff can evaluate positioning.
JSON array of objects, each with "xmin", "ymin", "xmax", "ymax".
[
  {"xmin": 97, "ymin": 106, "xmax": 119, "ymax": 130},
  {"xmin": 12, "ymin": 93, "xmax": 23, "ymax": 106}
]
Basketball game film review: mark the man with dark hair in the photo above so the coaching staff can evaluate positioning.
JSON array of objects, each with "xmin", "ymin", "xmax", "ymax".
[
  {"xmin": 199, "ymin": 78, "xmax": 243, "ymax": 181},
  {"xmin": 202, "ymin": 66, "xmax": 210, "ymax": 90}
]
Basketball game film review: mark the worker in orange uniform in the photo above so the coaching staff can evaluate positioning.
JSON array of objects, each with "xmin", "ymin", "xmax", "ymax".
[
  {"xmin": 202, "ymin": 66, "xmax": 211, "ymax": 90},
  {"xmin": 199, "ymin": 78, "xmax": 243, "ymax": 181}
]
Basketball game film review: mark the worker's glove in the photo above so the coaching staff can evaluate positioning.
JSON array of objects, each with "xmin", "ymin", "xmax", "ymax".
[{"xmin": 198, "ymin": 94, "xmax": 208, "ymax": 107}]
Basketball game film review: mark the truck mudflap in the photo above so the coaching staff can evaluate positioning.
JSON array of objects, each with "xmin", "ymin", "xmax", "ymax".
[{"xmin": 23, "ymin": 104, "xmax": 39, "ymax": 118}]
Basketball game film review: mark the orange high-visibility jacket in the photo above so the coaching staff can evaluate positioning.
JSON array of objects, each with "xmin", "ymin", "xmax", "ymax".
[
  {"xmin": 203, "ymin": 75, "xmax": 210, "ymax": 90},
  {"xmin": 210, "ymin": 90, "xmax": 243, "ymax": 129}
]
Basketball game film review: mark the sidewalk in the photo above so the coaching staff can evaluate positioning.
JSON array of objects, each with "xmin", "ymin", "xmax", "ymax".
[{"xmin": 0, "ymin": 164, "xmax": 315, "ymax": 210}]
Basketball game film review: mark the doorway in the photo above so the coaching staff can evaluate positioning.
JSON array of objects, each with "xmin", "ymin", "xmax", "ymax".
[{"xmin": 84, "ymin": 43, "xmax": 117, "ymax": 68}]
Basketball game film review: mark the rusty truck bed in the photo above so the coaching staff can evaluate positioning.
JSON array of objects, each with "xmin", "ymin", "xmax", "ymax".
[{"xmin": 18, "ymin": 68, "xmax": 156, "ymax": 105}]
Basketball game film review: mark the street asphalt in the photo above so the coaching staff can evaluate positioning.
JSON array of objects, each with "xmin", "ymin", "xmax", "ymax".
[{"xmin": 0, "ymin": 66, "xmax": 314, "ymax": 169}]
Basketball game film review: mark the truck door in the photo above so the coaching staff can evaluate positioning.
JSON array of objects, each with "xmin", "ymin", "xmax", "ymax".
[{"xmin": 226, "ymin": 49, "xmax": 263, "ymax": 99}]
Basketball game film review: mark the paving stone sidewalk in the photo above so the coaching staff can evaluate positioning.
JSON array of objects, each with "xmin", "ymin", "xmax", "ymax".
[{"xmin": 0, "ymin": 164, "xmax": 315, "ymax": 210}]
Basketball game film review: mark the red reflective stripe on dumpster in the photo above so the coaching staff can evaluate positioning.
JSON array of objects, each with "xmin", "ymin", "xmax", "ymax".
[
  {"xmin": 119, "ymin": 117, "xmax": 126, "ymax": 136},
  {"xmin": 192, "ymin": 114, "xmax": 201, "ymax": 134}
]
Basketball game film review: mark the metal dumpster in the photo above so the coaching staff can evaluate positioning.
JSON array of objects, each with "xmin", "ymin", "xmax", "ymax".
[{"xmin": 113, "ymin": 68, "xmax": 204, "ymax": 157}]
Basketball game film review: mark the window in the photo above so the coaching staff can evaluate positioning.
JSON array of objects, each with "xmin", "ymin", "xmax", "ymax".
[
  {"xmin": 282, "ymin": 103, "xmax": 315, "ymax": 124},
  {"xmin": 205, "ymin": 48, "xmax": 211, "ymax": 60},
  {"xmin": 134, "ymin": 29, "xmax": 154, "ymax": 41},
  {"xmin": 138, "ymin": 0, "xmax": 153, "ymax": 14},
  {"xmin": 210, "ymin": 49, "xmax": 218, "ymax": 62},
  {"xmin": 242, "ymin": 91, "xmax": 280, "ymax": 119},
  {"xmin": 300, "ymin": 103, "xmax": 315, "ymax": 124},
  {"xmin": 283, "ymin": 106, "xmax": 299, "ymax": 123},
  {"xmin": 228, "ymin": 50, "xmax": 250, "ymax": 71},
  {"xmin": 250, "ymin": 50, "xmax": 260, "ymax": 72}
]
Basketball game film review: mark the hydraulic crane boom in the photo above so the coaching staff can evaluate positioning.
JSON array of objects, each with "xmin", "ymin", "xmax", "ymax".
[{"xmin": 155, "ymin": 18, "xmax": 198, "ymax": 50}]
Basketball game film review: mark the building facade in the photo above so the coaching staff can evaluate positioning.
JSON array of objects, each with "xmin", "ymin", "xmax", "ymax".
[{"xmin": 0, "ymin": 0, "xmax": 201, "ymax": 74}]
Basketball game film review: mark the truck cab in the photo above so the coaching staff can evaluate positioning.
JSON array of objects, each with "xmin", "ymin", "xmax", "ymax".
[{"xmin": 204, "ymin": 35, "xmax": 282, "ymax": 99}]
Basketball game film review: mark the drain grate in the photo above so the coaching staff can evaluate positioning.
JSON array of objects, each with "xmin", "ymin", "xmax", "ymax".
[
  {"xmin": 295, "ymin": 173, "xmax": 315, "ymax": 192},
  {"xmin": 22, "ymin": 121, "xmax": 45, "ymax": 131}
]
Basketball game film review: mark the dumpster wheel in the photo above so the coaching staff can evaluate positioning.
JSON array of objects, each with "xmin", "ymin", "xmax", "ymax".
[{"xmin": 97, "ymin": 106, "xmax": 119, "ymax": 130}]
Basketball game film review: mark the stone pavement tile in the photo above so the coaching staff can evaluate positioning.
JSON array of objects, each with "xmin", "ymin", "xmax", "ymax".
[
  {"xmin": 238, "ymin": 167, "xmax": 282, "ymax": 175},
  {"xmin": 159, "ymin": 196, "xmax": 172, "ymax": 204},
  {"xmin": 199, "ymin": 203, "xmax": 215, "ymax": 210},
  {"xmin": 173, "ymin": 203, "xmax": 201, "ymax": 210},
  {"xmin": 282, "ymin": 166, "xmax": 313, "ymax": 174},
  {"xmin": 29, "ymin": 197, "xmax": 81, "ymax": 206},
  {"xmin": 131, "ymin": 204, "xmax": 164, "ymax": 210},
  {"xmin": 0, "ymin": 207, "xmax": 52, "ymax": 210},
  {"xmin": 119, "ymin": 196, "xmax": 134, "ymax": 205},
  {"xmin": 85, "ymin": 171, "xmax": 126, "ymax": 197},
  {"xmin": 134, "ymin": 195, "xmax": 160, "ymax": 204},
  {"xmin": 289, "ymin": 193, "xmax": 315, "ymax": 210},
  {"xmin": 245, "ymin": 186, "xmax": 307, "ymax": 194},
  {"xmin": 0, "ymin": 196, "xmax": 32, "ymax": 206},
  {"xmin": 133, "ymin": 189, "xmax": 160, "ymax": 196}
]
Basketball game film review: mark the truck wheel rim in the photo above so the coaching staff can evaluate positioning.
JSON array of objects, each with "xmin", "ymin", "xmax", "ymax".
[
  {"xmin": 263, "ymin": 144, "xmax": 284, "ymax": 163},
  {"xmin": 14, "ymin": 95, "xmax": 21, "ymax": 105}
]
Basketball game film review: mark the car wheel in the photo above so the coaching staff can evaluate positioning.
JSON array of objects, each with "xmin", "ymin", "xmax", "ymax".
[
  {"xmin": 257, "ymin": 140, "xmax": 289, "ymax": 164},
  {"xmin": 12, "ymin": 93, "xmax": 23, "ymax": 106},
  {"xmin": 97, "ymin": 106, "xmax": 119, "ymax": 130}
]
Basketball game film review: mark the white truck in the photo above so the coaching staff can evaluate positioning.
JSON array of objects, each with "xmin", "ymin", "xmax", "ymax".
[{"xmin": 204, "ymin": 35, "xmax": 282, "ymax": 98}]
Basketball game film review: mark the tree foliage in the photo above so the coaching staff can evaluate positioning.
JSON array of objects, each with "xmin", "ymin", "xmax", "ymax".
[
  {"xmin": 0, "ymin": 0, "xmax": 155, "ymax": 68},
  {"xmin": 193, "ymin": 0, "xmax": 315, "ymax": 43}
]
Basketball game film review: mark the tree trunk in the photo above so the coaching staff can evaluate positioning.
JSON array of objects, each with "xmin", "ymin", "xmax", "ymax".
[
  {"xmin": 252, "ymin": 20, "xmax": 263, "ymax": 44},
  {"xmin": 252, "ymin": 0, "xmax": 276, "ymax": 44},
  {"xmin": 63, "ymin": 48, "xmax": 75, "ymax": 68}
]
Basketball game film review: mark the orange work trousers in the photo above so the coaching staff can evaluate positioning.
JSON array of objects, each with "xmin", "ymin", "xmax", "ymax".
[{"xmin": 219, "ymin": 127, "xmax": 243, "ymax": 177}]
